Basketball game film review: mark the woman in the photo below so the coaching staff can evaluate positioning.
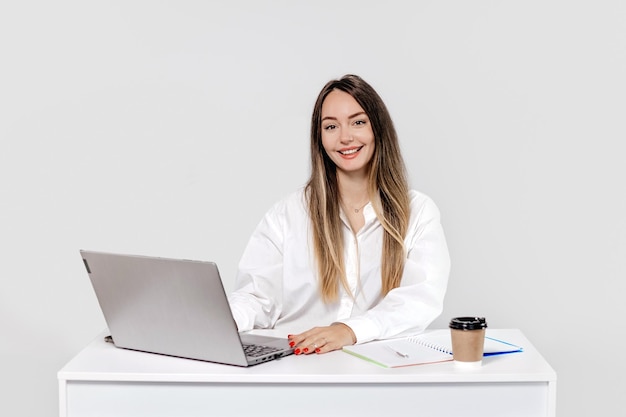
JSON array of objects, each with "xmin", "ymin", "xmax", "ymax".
[{"xmin": 229, "ymin": 74, "xmax": 450, "ymax": 355}]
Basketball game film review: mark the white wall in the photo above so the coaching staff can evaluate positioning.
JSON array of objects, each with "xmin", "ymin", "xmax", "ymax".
[{"xmin": 1, "ymin": 1, "xmax": 624, "ymax": 416}]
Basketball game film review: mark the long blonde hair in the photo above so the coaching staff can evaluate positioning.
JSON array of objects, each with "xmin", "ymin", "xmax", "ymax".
[{"xmin": 305, "ymin": 75, "xmax": 411, "ymax": 302}]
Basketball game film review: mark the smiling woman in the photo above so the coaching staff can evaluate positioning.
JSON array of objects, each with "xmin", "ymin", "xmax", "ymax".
[
  {"xmin": 228, "ymin": 74, "xmax": 451, "ymax": 357},
  {"xmin": 321, "ymin": 89, "xmax": 376, "ymax": 179}
]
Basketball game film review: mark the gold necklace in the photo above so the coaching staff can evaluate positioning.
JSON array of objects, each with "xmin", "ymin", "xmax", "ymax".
[{"xmin": 342, "ymin": 199, "xmax": 369, "ymax": 213}]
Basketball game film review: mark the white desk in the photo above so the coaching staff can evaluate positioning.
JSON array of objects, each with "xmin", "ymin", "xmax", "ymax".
[{"xmin": 58, "ymin": 329, "xmax": 556, "ymax": 417}]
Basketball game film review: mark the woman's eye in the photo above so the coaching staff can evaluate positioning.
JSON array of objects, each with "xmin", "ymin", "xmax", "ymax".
[
  {"xmin": 323, "ymin": 124, "xmax": 336, "ymax": 130},
  {"xmin": 354, "ymin": 120, "xmax": 366, "ymax": 126}
]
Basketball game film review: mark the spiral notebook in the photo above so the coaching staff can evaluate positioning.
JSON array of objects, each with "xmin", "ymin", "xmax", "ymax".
[{"xmin": 343, "ymin": 330, "xmax": 523, "ymax": 368}]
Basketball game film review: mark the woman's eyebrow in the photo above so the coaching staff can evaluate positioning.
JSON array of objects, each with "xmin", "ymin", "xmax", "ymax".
[
  {"xmin": 322, "ymin": 111, "xmax": 367, "ymax": 122},
  {"xmin": 349, "ymin": 111, "xmax": 367, "ymax": 119}
]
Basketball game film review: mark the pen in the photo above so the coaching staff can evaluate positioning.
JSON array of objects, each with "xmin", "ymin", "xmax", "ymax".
[{"xmin": 386, "ymin": 345, "xmax": 409, "ymax": 358}]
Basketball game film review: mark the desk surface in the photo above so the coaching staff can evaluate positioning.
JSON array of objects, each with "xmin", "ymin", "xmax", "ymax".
[{"xmin": 58, "ymin": 329, "xmax": 556, "ymax": 384}]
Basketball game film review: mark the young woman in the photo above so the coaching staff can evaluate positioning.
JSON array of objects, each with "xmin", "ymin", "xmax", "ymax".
[{"xmin": 229, "ymin": 74, "xmax": 450, "ymax": 355}]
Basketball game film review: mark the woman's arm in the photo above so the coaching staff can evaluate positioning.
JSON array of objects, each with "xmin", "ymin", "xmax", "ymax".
[{"xmin": 228, "ymin": 203, "xmax": 286, "ymax": 332}]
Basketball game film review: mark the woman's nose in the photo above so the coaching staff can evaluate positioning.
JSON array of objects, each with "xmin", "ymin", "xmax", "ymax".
[{"xmin": 340, "ymin": 128, "xmax": 354, "ymax": 143}]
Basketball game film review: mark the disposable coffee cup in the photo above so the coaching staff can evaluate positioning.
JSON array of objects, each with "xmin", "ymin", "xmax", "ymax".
[{"xmin": 449, "ymin": 317, "xmax": 487, "ymax": 368}]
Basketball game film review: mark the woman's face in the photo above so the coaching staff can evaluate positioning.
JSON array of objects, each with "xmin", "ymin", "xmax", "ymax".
[{"xmin": 320, "ymin": 89, "xmax": 375, "ymax": 176}]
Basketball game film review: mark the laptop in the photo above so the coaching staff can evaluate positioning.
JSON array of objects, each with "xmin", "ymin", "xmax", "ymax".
[{"xmin": 80, "ymin": 250, "xmax": 294, "ymax": 366}]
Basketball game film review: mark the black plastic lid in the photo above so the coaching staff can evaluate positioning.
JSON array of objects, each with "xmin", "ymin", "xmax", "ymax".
[{"xmin": 449, "ymin": 317, "xmax": 487, "ymax": 330}]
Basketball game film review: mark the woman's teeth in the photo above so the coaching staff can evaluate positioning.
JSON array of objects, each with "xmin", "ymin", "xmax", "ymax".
[{"xmin": 339, "ymin": 147, "xmax": 361, "ymax": 155}]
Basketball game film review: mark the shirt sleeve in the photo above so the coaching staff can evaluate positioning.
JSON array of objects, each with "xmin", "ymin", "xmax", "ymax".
[
  {"xmin": 228, "ymin": 201, "xmax": 286, "ymax": 332},
  {"xmin": 339, "ymin": 194, "xmax": 451, "ymax": 343}
]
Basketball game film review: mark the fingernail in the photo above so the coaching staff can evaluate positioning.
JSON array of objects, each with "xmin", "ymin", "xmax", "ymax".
[
  {"xmin": 303, "ymin": 348, "xmax": 309, "ymax": 353},
  {"xmin": 289, "ymin": 341, "xmax": 295, "ymax": 347},
  {"xmin": 315, "ymin": 348, "xmax": 321, "ymax": 353},
  {"xmin": 294, "ymin": 348, "xmax": 301, "ymax": 355}
]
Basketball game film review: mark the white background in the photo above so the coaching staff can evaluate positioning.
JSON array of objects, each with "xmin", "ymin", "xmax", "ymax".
[{"xmin": 1, "ymin": 1, "xmax": 624, "ymax": 416}]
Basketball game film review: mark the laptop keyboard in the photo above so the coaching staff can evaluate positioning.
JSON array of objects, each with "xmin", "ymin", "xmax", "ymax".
[{"xmin": 243, "ymin": 343, "xmax": 282, "ymax": 357}]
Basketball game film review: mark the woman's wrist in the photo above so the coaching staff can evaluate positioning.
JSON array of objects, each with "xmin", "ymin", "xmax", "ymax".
[{"xmin": 332, "ymin": 322, "xmax": 357, "ymax": 345}]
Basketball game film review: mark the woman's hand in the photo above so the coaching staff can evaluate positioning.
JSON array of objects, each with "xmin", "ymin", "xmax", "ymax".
[{"xmin": 288, "ymin": 323, "xmax": 356, "ymax": 355}]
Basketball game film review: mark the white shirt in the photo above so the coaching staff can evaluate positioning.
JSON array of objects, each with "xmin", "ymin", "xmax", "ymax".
[{"xmin": 229, "ymin": 188, "xmax": 450, "ymax": 344}]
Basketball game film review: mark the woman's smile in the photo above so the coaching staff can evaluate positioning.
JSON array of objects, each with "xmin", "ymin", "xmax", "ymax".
[{"xmin": 338, "ymin": 146, "xmax": 364, "ymax": 157}]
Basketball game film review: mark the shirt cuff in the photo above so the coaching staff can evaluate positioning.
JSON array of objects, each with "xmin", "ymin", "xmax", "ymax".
[{"xmin": 337, "ymin": 317, "xmax": 379, "ymax": 344}]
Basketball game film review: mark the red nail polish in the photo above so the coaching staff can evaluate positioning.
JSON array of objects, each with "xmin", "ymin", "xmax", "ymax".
[
  {"xmin": 315, "ymin": 348, "xmax": 321, "ymax": 353},
  {"xmin": 294, "ymin": 348, "xmax": 301, "ymax": 355},
  {"xmin": 303, "ymin": 348, "xmax": 309, "ymax": 353},
  {"xmin": 289, "ymin": 341, "xmax": 295, "ymax": 347}
]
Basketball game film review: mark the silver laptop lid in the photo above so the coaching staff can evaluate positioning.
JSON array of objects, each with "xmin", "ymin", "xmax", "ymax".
[{"xmin": 81, "ymin": 250, "xmax": 252, "ymax": 366}]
